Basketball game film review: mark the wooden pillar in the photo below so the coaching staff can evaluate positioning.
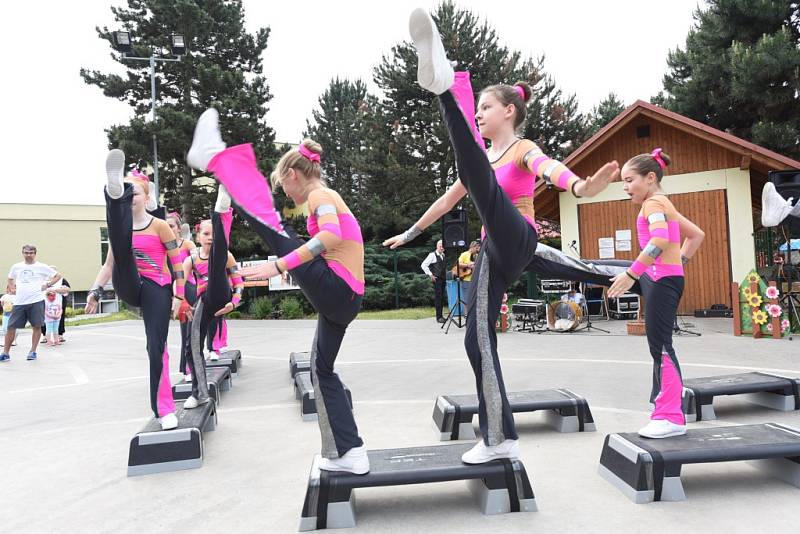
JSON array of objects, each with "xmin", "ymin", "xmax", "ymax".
[{"xmin": 732, "ymin": 282, "xmax": 741, "ymax": 336}]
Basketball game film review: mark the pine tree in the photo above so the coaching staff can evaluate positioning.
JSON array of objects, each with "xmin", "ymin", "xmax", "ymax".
[
  {"xmin": 80, "ymin": 0, "xmax": 279, "ymax": 248},
  {"xmin": 586, "ymin": 93, "xmax": 626, "ymax": 137},
  {"xmin": 659, "ymin": 0, "xmax": 800, "ymax": 157}
]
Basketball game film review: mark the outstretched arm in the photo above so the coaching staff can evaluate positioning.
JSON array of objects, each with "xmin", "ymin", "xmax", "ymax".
[
  {"xmin": 522, "ymin": 143, "xmax": 619, "ymax": 198},
  {"xmin": 86, "ymin": 250, "xmax": 115, "ymax": 314},
  {"xmin": 383, "ymin": 181, "xmax": 467, "ymax": 249}
]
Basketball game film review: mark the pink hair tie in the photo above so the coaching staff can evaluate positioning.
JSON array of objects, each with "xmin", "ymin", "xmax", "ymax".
[
  {"xmin": 650, "ymin": 148, "xmax": 667, "ymax": 169},
  {"xmin": 514, "ymin": 85, "xmax": 526, "ymax": 101},
  {"xmin": 298, "ymin": 144, "xmax": 321, "ymax": 163}
]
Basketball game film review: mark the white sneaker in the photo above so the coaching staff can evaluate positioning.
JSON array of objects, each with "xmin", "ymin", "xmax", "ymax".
[
  {"xmin": 105, "ymin": 149, "xmax": 126, "ymax": 199},
  {"xmin": 318, "ymin": 445, "xmax": 370, "ymax": 475},
  {"xmin": 209, "ymin": 350, "xmax": 220, "ymax": 361},
  {"xmin": 215, "ymin": 185, "xmax": 231, "ymax": 213},
  {"xmin": 409, "ymin": 8, "xmax": 454, "ymax": 95},
  {"xmin": 791, "ymin": 198, "xmax": 800, "ymax": 218},
  {"xmin": 187, "ymin": 108, "xmax": 227, "ymax": 171},
  {"xmin": 159, "ymin": 412, "xmax": 178, "ymax": 430},
  {"xmin": 637, "ymin": 419, "xmax": 687, "ymax": 439},
  {"xmin": 761, "ymin": 182, "xmax": 794, "ymax": 227},
  {"xmin": 184, "ymin": 373, "xmax": 193, "ymax": 383},
  {"xmin": 146, "ymin": 182, "xmax": 158, "ymax": 212},
  {"xmin": 461, "ymin": 439, "xmax": 520, "ymax": 464}
]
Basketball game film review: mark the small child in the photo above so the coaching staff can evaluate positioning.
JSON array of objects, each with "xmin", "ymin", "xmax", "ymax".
[
  {"xmin": 1, "ymin": 293, "xmax": 17, "ymax": 345},
  {"xmin": 44, "ymin": 290, "xmax": 63, "ymax": 346}
]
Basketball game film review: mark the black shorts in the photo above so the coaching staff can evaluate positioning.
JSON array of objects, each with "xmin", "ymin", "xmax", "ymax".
[{"xmin": 7, "ymin": 301, "xmax": 46, "ymax": 329}]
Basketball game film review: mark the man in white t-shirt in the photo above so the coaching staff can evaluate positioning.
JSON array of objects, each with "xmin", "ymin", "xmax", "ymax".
[{"xmin": 2, "ymin": 244, "xmax": 61, "ymax": 362}]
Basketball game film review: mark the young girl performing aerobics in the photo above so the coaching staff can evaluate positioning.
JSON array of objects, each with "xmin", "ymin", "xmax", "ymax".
[
  {"xmin": 384, "ymin": 9, "xmax": 624, "ymax": 464},
  {"xmin": 176, "ymin": 190, "xmax": 244, "ymax": 409},
  {"xmin": 86, "ymin": 152, "xmax": 184, "ymax": 430},
  {"xmin": 167, "ymin": 211, "xmax": 196, "ymax": 382},
  {"xmin": 187, "ymin": 111, "xmax": 369, "ymax": 474},
  {"xmin": 607, "ymin": 150, "xmax": 705, "ymax": 438}
]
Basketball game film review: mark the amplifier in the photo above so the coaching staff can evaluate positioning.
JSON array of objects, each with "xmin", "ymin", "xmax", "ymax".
[
  {"xmin": 512, "ymin": 300, "xmax": 546, "ymax": 316},
  {"xmin": 540, "ymin": 279, "xmax": 571, "ymax": 294},
  {"xmin": 694, "ymin": 308, "xmax": 733, "ymax": 318}
]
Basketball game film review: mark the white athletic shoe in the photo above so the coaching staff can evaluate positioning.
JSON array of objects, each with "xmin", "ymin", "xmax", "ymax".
[
  {"xmin": 215, "ymin": 184, "xmax": 231, "ymax": 213},
  {"xmin": 146, "ymin": 182, "xmax": 158, "ymax": 212},
  {"xmin": 761, "ymin": 182, "xmax": 794, "ymax": 227},
  {"xmin": 187, "ymin": 108, "xmax": 227, "ymax": 171},
  {"xmin": 318, "ymin": 445, "xmax": 370, "ymax": 474},
  {"xmin": 791, "ymin": 198, "xmax": 800, "ymax": 218},
  {"xmin": 159, "ymin": 412, "xmax": 178, "ymax": 430},
  {"xmin": 461, "ymin": 439, "xmax": 520, "ymax": 464},
  {"xmin": 184, "ymin": 373, "xmax": 193, "ymax": 383},
  {"xmin": 637, "ymin": 419, "xmax": 687, "ymax": 439},
  {"xmin": 409, "ymin": 8, "xmax": 454, "ymax": 95},
  {"xmin": 208, "ymin": 350, "xmax": 220, "ymax": 361},
  {"xmin": 184, "ymin": 395, "xmax": 211, "ymax": 409},
  {"xmin": 105, "ymin": 149, "xmax": 126, "ymax": 199}
]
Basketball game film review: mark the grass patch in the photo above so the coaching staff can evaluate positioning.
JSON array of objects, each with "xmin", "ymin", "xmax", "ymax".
[
  {"xmin": 356, "ymin": 307, "xmax": 437, "ymax": 320},
  {"xmin": 68, "ymin": 310, "xmax": 139, "ymax": 327}
]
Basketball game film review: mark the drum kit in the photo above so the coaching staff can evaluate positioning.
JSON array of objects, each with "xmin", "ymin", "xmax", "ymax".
[{"xmin": 511, "ymin": 279, "xmax": 609, "ymax": 334}]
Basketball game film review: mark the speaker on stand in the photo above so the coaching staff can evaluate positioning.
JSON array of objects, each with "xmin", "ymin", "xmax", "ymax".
[{"xmin": 442, "ymin": 208, "xmax": 468, "ymax": 249}]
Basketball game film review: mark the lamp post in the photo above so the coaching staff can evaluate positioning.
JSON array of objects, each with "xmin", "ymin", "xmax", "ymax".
[{"xmin": 111, "ymin": 31, "xmax": 185, "ymax": 199}]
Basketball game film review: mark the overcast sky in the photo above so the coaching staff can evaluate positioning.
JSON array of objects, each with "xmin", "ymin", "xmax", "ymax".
[{"xmin": 0, "ymin": 0, "xmax": 701, "ymax": 206}]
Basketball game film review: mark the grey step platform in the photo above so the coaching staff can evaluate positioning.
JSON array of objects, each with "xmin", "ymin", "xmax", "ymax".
[
  {"xmin": 682, "ymin": 372, "xmax": 800, "ymax": 422},
  {"xmin": 172, "ymin": 366, "xmax": 232, "ymax": 404},
  {"xmin": 127, "ymin": 400, "xmax": 217, "ymax": 477},
  {"xmin": 206, "ymin": 349, "xmax": 242, "ymax": 375},
  {"xmin": 433, "ymin": 388, "xmax": 596, "ymax": 440},
  {"xmin": 299, "ymin": 443, "xmax": 536, "ymax": 531},
  {"xmin": 598, "ymin": 422, "xmax": 800, "ymax": 503},
  {"xmin": 290, "ymin": 351, "xmax": 311, "ymax": 379},
  {"xmin": 294, "ymin": 371, "xmax": 353, "ymax": 421}
]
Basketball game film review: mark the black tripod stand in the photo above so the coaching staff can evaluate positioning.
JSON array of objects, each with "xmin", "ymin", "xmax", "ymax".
[
  {"xmin": 572, "ymin": 306, "xmax": 610, "ymax": 334},
  {"xmin": 442, "ymin": 276, "xmax": 468, "ymax": 333},
  {"xmin": 673, "ymin": 316, "xmax": 701, "ymax": 336}
]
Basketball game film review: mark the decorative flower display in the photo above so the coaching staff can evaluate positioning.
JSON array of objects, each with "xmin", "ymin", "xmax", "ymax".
[
  {"xmin": 767, "ymin": 304, "xmax": 783, "ymax": 318},
  {"xmin": 742, "ymin": 286, "xmax": 753, "ymax": 297},
  {"xmin": 767, "ymin": 323, "xmax": 774, "ymax": 332},
  {"xmin": 752, "ymin": 309, "xmax": 768, "ymax": 325},
  {"xmin": 747, "ymin": 273, "xmax": 760, "ymax": 284},
  {"xmin": 765, "ymin": 286, "xmax": 780, "ymax": 300},
  {"xmin": 747, "ymin": 294, "xmax": 763, "ymax": 308},
  {"xmin": 782, "ymin": 319, "xmax": 791, "ymax": 331},
  {"xmin": 500, "ymin": 304, "xmax": 509, "ymax": 314}
]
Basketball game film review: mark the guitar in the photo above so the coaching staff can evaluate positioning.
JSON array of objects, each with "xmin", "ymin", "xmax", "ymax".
[{"xmin": 451, "ymin": 252, "xmax": 476, "ymax": 279}]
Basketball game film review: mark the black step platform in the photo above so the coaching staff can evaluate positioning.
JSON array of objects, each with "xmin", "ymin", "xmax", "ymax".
[
  {"xmin": 299, "ymin": 443, "xmax": 536, "ymax": 531},
  {"xmin": 598, "ymin": 423, "xmax": 800, "ymax": 503},
  {"xmin": 206, "ymin": 349, "xmax": 242, "ymax": 375},
  {"xmin": 682, "ymin": 372, "xmax": 800, "ymax": 422},
  {"xmin": 290, "ymin": 351, "xmax": 311, "ymax": 379},
  {"xmin": 433, "ymin": 389, "xmax": 596, "ymax": 440},
  {"xmin": 294, "ymin": 371, "xmax": 353, "ymax": 421},
  {"xmin": 172, "ymin": 366, "xmax": 232, "ymax": 404},
  {"xmin": 127, "ymin": 400, "xmax": 217, "ymax": 476}
]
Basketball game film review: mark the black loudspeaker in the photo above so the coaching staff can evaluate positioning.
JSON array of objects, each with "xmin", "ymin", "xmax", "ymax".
[
  {"xmin": 442, "ymin": 208, "xmax": 468, "ymax": 249},
  {"xmin": 770, "ymin": 170, "xmax": 800, "ymax": 232}
]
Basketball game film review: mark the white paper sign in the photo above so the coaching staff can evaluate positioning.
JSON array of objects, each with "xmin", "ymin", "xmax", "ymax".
[
  {"xmin": 598, "ymin": 237, "xmax": 614, "ymax": 249},
  {"xmin": 615, "ymin": 229, "xmax": 631, "ymax": 241},
  {"xmin": 599, "ymin": 247, "xmax": 615, "ymax": 259},
  {"xmin": 616, "ymin": 240, "xmax": 632, "ymax": 252}
]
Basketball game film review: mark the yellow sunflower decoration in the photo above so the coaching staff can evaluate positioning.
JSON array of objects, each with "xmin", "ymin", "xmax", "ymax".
[
  {"xmin": 747, "ymin": 273, "xmax": 760, "ymax": 284},
  {"xmin": 747, "ymin": 294, "xmax": 763, "ymax": 308},
  {"xmin": 752, "ymin": 309, "xmax": 768, "ymax": 325},
  {"xmin": 742, "ymin": 287, "xmax": 752, "ymax": 298}
]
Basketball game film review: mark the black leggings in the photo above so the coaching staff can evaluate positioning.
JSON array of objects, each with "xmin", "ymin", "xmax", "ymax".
[
  {"xmin": 179, "ymin": 281, "xmax": 197, "ymax": 375},
  {"xmin": 186, "ymin": 210, "xmax": 233, "ymax": 400},
  {"xmin": 235, "ymin": 204, "xmax": 363, "ymax": 459},
  {"xmin": 639, "ymin": 275, "xmax": 685, "ymax": 404},
  {"xmin": 106, "ymin": 185, "xmax": 174, "ymax": 418}
]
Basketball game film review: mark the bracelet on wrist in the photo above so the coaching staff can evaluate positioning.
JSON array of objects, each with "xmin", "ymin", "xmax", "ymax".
[
  {"xmin": 571, "ymin": 180, "xmax": 581, "ymax": 198},
  {"xmin": 625, "ymin": 270, "xmax": 639, "ymax": 282}
]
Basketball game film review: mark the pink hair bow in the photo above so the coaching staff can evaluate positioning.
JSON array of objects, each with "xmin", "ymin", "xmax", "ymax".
[
  {"xmin": 650, "ymin": 148, "xmax": 666, "ymax": 169},
  {"xmin": 298, "ymin": 144, "xmax": 321, "ymax": 163}
]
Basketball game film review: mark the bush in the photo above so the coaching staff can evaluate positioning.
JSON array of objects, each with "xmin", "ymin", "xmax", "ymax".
[
  {"xmin": 226, "ymin": 310, "xmax": 242, "ymax": 319},
  {"xmin": 249, "ymin": 296, "xmax": 274, "ymax": 319},
  {"xmin": 64, "ymin": 306, "xmax": 78, "ymax": 318},
  {"xmin": 279, "ymin": 296, "xmax": 305, "ymax": 319}
]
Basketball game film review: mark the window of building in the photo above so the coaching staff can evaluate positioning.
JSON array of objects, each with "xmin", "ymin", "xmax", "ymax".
[{"xmin": 100, "ymin": 227, "xmax": 109, "ymax": 264}]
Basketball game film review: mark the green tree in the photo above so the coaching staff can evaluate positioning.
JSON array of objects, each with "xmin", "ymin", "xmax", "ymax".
[
  {"xmin": 586, "ymin": 93, "xmax": 625, "ymax": 137},
  {"xmin": 80, "ymin": 0, "xmax": 279, "ymax": 250},
  {"xmin": 658, "ymin": 0, "xmax": 800, "ymax": 157}
]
